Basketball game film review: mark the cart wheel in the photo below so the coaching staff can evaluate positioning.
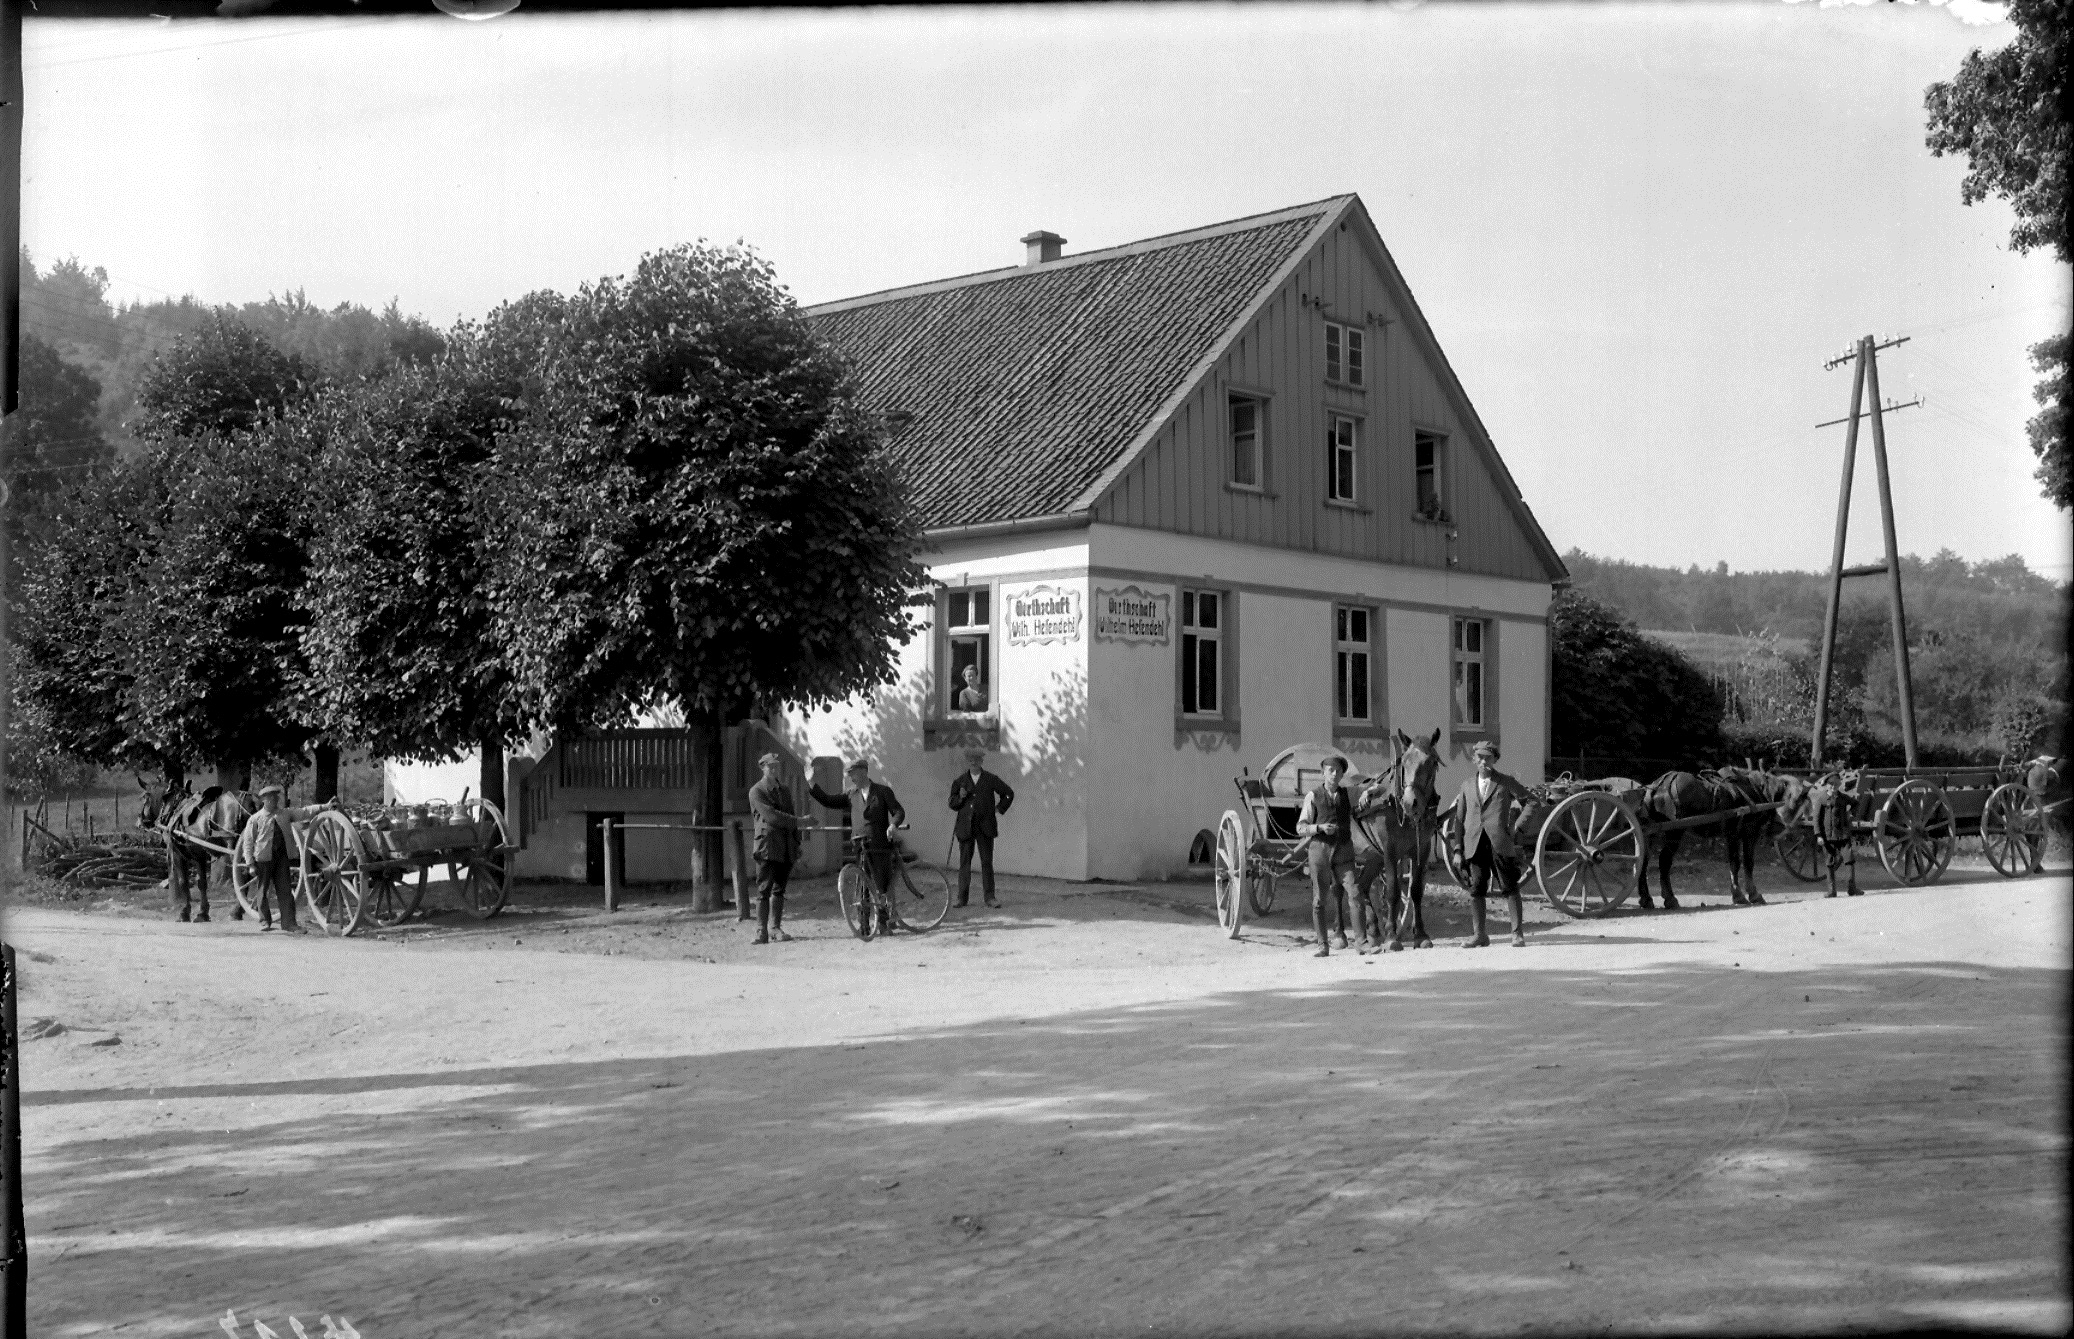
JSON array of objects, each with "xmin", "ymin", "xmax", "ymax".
[
  {"xmin": 1250, "ymin": 863, "xmax": 1279, "ymax": 916},
  {"xmin": 1214, "ymin": 811, "xmax": 1247, "ymax": 938},
  {"xmin": 1534, "ymin": 791, "xmax": 1642, "ymax": 918},
  {"xmin": 299, "ymin": 809, "xmax": 368, "ymax": 937},
  {"xmin": 1773, "ymin": 825, "xmax": 1823, "ymax": 882},
  {"xmin": 1980, "ymin": 782, "xmax": 2045, "ymax": 878},
  {"xmin": 455, "ymin": 799, "xmax": 513, "ymax": 919},
  {"xmin": 1435, "ymin": 809, "xmax": 1469, "ymax": 889},
  {"xmin": 836, "ymin": 863, "xmax": 871, "ymax": 939},
  {"xmin": 364, "ymin": 870, "xmax": 423, "ymax": 928},
  {"xmin": 1877, "ymin": 780, "xmax": 1954, "ymax": 886},
  {"xmin": 229, "ymin": 846, "xmax": 263, "ymax": 920},
  {"xmin": 895, "ymin": 859, "xmax": 953, "ymax": 932}
]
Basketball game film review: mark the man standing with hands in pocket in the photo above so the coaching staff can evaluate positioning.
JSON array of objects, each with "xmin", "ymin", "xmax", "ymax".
[
  {"xmin": 948, "ymin": 749, "xmax": 1014, "ymax": 908},
  {"xmin": 1447, "ymin": 740, "xmax": 1534, "ymax": 948}
]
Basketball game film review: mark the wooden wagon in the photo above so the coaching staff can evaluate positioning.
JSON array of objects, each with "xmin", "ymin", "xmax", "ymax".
[
  {"xmin": 1770, "ymin": 766, "xmax": 2049, "ymax": 885},
  {"xmin": 1435, "ymin": 772, "xmax": 1785, "ymax": 919},
  {"xmin": 230, "ymin": 799, "xmax": 515, "ymax": 937},
  {"xmin": 1211, "ymin": 742, "xmax": 1352, "ymax": 939}
]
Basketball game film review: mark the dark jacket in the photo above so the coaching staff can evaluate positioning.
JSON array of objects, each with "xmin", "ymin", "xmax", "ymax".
[
  {"xmin": 948, "ymin": 769, "xmax": 1015, "ymax": 841},
  {"xmin": 747, "ymin": 776, "xmax": 802, "ymax": 864},
  {"xmin": 1450, "ymin": 769, "xmax": 1534, "ymax": 862},
  {"xmin": 810, "ymin": 780, "xmax": 905, "ymax": 850}
]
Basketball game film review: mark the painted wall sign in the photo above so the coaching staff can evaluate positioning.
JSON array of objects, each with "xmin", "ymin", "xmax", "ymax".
[
  {"xmin": 1093, "ymin": 585, "xmax": 1172, "ymax": 645},
  {"xmin": 1004, "ymin": 583, "xmax": 1083, "ymax": 646}
]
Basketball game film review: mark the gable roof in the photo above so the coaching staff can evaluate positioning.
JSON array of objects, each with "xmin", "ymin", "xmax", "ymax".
[{"xmin": 807, "ymin": 199, "xmax": 1340, "ymax": 529}]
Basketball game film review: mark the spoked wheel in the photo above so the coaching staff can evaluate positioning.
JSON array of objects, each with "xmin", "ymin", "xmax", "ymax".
[
  {"xmin": 1980, "ymin": 782, "xmax": 2045, "ymax": 878},
  {"xmin": 1534, "ymin": 792, "xmax": 1643, "ymax": 918},
  {"xmin": 453, "ymin": 799, "xmax": 513, "ymax": 919},
  {"xmin": 1249, "ymin": 861, "xmax": 1279, "ymax": 916},
  {"xmin": 836, "ymin": 862, "xmax": 872, "ymax": 940},
  {"xmin": 1774, "ymin": 825, "xmax": 1824, "ymax": 882},
  {"xmin": 229, "ymin": 846, "xmax": 264, "ymax": 920},
  {"xmin": 299, "ymin": 809, "xmax": 369, "ymax": 937},
  {"xmin": 894, "ymin": 859, "xmax": 953, "ymax": 932},
  {"xmin": 363, "ymin": 870, "xmax": 423, "ymax": 929},
  {"xmin": 1877, "ymin": 780, "xmax": 1955, "ymax": 886},
  {"xmin": 1435, "ymin": 808, "xmax": 1469, "ymax": 889},
  {"xmin": 1214, "ymin": 810, "xmax": 1248, "ymax": 939}
]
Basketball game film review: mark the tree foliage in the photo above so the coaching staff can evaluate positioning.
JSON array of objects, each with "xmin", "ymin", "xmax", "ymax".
[
  {"xmin": 133, "ymin": 312, "xmax": 314, "ymax": 442},
  {"xmin": 1550, "ymin": 588, "xmax": 1724, "ymax": 763},
  {"xmin": 482, "ymin": 244, "xmax": 926, "ymax": 732},
  {"xmin": 7, "ymin": 333, "xmax": 112, "ymax": 505},
  {"xmin": 2025, "ymin": 332, "xmax": 2069, "ymax": 509},
  {"xmin": 1923, "ymin": 0, "xmax": 2070, "ymax": 264}
]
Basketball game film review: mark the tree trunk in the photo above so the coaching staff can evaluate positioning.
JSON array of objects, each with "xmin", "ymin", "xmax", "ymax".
[
  {"xmin": 688, "ymin": 707, "xmax": 724, "ymax": 911},
  {"xmin": 314, "ymin": 744, "xmax": 339, "ymax": 803},
  {"xmin": 478, "ymin": 733, "xmax": 505, "ymax": 813},
  {"xmin": 219, "ymin": 760, "xmax": 251, "ymax": 792}
]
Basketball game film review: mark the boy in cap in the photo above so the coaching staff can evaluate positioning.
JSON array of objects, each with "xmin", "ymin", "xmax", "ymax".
[
  {"xmin": 810, "ymin": 759, "xmax": 906, "ymax": 939},
  {"xmin": 947, "ymin": 749, "xmax": 1015, "ymax": 908},
  {"xmin": 235, "ymin": 784, "xmax": 339, "ymax": 934},
  {"xmin": 745, "ymin": 752, "xmax": 803, "ymax": 944},
  {"xmin": 1295, "ymin": 753, "xmax": 1362, "ymax": 956},
  {"xmin": 1446, "ymin": 741, "xmax": 1534, "ymax": 948}
]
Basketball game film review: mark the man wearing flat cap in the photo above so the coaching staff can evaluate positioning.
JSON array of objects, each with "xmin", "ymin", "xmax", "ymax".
[
  {"xmin": 235, "ymin": 784, "xmax": 338, "ymax": 934},
  {"xmin": 1446, "ymin": 740, "xmax": 1534, "ymax": 948},
  {"xmin": 810, "ymin": 759, "xmax": 906, "ymax": 939},
  {"xmin": 746, "ymin": 752, "xmax": 803, "ymax": 945},
  {"xmin": 1296, "ymin": 753, "xmax": 1363, "ymax": 956},
  {"xmin": 947, "ymin": 749, "xmax": 1015, "ymax": 908}
]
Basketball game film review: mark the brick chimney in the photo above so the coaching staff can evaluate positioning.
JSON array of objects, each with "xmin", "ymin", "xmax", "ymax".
[{"xmin": 1020, "ymin": 230, "xmax": 1066, "ymax": 266}]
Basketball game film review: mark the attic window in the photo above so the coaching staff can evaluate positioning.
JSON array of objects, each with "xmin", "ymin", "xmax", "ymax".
[
  {"xmin": 1230, "ymin": 395, "xmax": 1264, "ymax": 489},
  {"xmin": 1325, "ymin": 322, "xmax": 1364, "ymax": 387}
]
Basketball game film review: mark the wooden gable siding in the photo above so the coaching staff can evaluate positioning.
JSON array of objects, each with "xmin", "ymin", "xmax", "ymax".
[{"xmin": 1092, "ymin": 220, "xmax": 1550, "ymax": 583}]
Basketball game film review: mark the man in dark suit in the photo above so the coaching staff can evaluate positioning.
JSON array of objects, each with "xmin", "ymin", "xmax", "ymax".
[
  {"xmin": 1446, "ymin": 740, "xmax": 1535, "ymax": 948},
  {"xmin": 948, "ymin": 749, "xmax": 1015, "ymax": 908},
  {"xmin": 810, "ymin": 759, "xmax": 906, "ymax": 939},
  {"xmin": 745, "ymin": 752, "xmax": 803, "ymax": 945}
]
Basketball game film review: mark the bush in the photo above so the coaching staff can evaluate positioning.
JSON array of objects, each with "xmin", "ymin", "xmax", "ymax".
[{"xmin": 1552, "ymin": 589, "xmax": 1724, "ymax": 763}]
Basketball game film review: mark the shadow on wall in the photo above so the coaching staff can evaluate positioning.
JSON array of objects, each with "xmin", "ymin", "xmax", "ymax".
[
  {"xmin": 825, "ymin": 668, "xmax": 932, "ymax": 775},
  {"xmin": 1004, "ymin": 663, "xmax": 1088, "ymax": 824}
]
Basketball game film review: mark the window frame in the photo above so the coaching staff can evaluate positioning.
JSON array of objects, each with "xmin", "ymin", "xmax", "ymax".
[
  {"xmin": 942, "ymin": 584, "xmax": 996, "ymax": 717},
  {"xmin": 1175, "ymin": 585, "xmax": 1241, "ymax": 738},
  {"xmin": 1327, "ymin": 413, "xmax": 1360, "ymax": 504},
  {"xmin": 1228, "ymin": 393, "xmax": 1266, "ymax": 492},
  {"xmin": 1449, "ymin": 613, "xmax": 1500, "ymax": 746},
  {"xmin": 1413, "ymin": 427, "xmax": 1450, "ymax": 522},
  {"xmin": 1333, "ymin": 603, "xmax": 1377, "ymax": 728},
  {"xmin": 1324, "ymin": 320, "xmax": 1366, "ymax": 388}
]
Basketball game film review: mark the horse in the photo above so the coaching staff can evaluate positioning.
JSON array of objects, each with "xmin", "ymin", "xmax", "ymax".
[
  {"xmin": 1634, "ymin": 764, "xmax": 1804, "ymax": 909},
  {"xmin": 1350, "ymin": 728, "xmax": 1444, "ymax": 951},
  {"xmin": 156, "ymin": 786, "xmax": 259, "ymax": 922}
]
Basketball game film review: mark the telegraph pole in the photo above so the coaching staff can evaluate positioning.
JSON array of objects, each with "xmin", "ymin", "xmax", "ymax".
[{"xmin": 1808, "ymin": 334, "xmax": 1920, "ymax": 770}]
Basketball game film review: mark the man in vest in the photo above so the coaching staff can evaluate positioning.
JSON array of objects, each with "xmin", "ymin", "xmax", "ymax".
[
  {"xmin": 1295, "ymin": 753, "xmax": 1362, "ymax": 957},
  {"xmin": 948, "ymin": 748, "xmax": 1015, "ymax": 908},
  {"xmin": 235, "ymin": 784, "xmax": 338, "ymax": 935},
  {"xmin": 810, "ymin": 760, "xmax": 907, "ymax": 940},
  {"xmin": 1446, "ymin": 740, "xmax": 1534, "ymax": 948},
  {"xmin": 746, "ymin": 752, "xmax": 804, "ymax": 944}
]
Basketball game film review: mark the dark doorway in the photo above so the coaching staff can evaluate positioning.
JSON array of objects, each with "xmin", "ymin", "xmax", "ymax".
[{"xmin": 585, "ymin": 811, "xmax": 626, "ymax": 886}]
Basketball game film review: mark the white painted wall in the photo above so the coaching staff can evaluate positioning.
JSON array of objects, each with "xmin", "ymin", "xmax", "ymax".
[{"xmin": 385, "ymin": 756, "xmax": 477, "ymax": 806}]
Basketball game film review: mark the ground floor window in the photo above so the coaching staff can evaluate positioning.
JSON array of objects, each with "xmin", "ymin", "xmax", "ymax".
[
  {"xmin": 1452, "ymin": 616, "xmax": 1487, "ymax": 728},
  {"xmin": 1336, "ymin": 605, "xmax": 1372, "ymax": 723},
  {"xmin": 946, "ymin": 587, "xmax": 992, "ymax": 714},
  {"xmin": 1181, "ymin": 589, "xmax": 1222, "ymax": 716}
]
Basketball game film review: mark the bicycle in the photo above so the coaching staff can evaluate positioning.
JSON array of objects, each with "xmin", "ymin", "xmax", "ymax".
[{"xmin": 835, "ymin": 824, "xmax": 953, "ymax": 938}]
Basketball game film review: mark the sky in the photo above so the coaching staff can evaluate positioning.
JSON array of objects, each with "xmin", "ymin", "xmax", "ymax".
[{"xmin": 20, "ymin": 1, "xmax": 2072, "ymax": 581}]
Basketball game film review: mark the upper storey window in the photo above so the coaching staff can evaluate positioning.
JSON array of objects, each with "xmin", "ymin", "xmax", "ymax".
[{"xmin": 1325, "ymin": 322, "xmax": 1364, "ymax": 388}]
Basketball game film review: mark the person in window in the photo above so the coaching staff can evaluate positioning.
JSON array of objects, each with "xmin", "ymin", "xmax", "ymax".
[
  {"xmin": 1445, "ymin": 741, "xmax": 1533, "ymax": 948},
  {"xmin": 948, "ymin": 749, "xmax": 1015, "ymax": 908},
  {"xmin": 809, "ymin": 759, "xmax": 906, "ymax": 939},
  {"xmin": 954, "ymin": 664, "xmax": 989, "ymax": 713}
]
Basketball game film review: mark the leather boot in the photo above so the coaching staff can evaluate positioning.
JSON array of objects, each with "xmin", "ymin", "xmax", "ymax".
[
  {"xmin": 176, "ymin": 905, "xmax": 191, "ymax": 923},
  {"xmin": 1311, "ymin": 908, "xmax": 1330, "ymax": 957},
  {"xmin": 770, "ymin": 895, "xmax": 792, "ymax": 942},
  {"xmin": 754, "ymin": 893, "xmax": 771, "ymax": 945},
  {"xmin": 1464, "ymin": 897, "xmax": 1489, "ymax": 948},
  {"xmin": 1508, "ymin": 893, "xmax": 1526, "ymax": 947}
]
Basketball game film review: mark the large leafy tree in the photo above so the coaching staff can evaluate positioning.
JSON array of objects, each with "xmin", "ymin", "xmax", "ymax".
[
  {"xmin": 296, "ymin": 300, "xmax": 557, "ymax": 807},
  {"xmin": 483, "ymin": 244, "xmax": 926, "ymax": 899},
  {"xmin": 1924, "ymin": 0, "xmax": 2070, "ymax": 509},
  {"xmin": 132, "ymin": 311, "xmax": 314, "ymax": 442},
  {"xmin": 6, "ymin": 334, "xmax": 111, "ymax": 506},
  {"xmin": 1550, "ymin": 589, "xmax": 1724, "ymax": 764}
]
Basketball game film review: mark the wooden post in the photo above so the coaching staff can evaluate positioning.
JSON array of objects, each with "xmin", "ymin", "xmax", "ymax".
[
  {"xmin": 602, "ymin": 817, "xmax": 618, "ymax": 912},
  {"xmin": 730, "ymin": 819, "xmax": 751, "ymax": 919},
  {"xmin": 1864, "ymin": 347, "xmax": 1919, "ymax": 770},
  {"xmin": 1810, "ymin": 338, "xmax": 1867, "ymax": 770}
]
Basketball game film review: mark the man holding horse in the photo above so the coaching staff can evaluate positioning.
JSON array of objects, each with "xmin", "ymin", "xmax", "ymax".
[
  {"xmin": 1447, "ymin": 740, "xmax": 1533, "ymax": 948},
  {"xmin": 236, "ymin": 784, "xmax": 338, "ymax": 934}
]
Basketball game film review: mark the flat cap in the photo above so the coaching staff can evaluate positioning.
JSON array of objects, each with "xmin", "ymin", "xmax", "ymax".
[
  {"xmin": 756, "ymin": 752, "xmax": 784, "ymax": 768},
  {"xmin": 256, "ymin": 782, "xmax": 285, "ymax": 797},
  {"xmin": 1471, "ymin": 740, "xmax": 1500, "ymax": 760}
]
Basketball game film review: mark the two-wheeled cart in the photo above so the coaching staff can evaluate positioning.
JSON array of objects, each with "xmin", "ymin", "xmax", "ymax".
[
  {"xmin": 1211, "ymin": 742, "xmax": 1352, "ymax": 939},
  {"xmin": 230, "ymin": 799, "xmax": 515, "ymax": 937}
]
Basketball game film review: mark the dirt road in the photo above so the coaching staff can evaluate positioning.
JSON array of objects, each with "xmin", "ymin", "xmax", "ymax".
[{"xmin": 8, "ymin": 862, "xmax": 2069, "ymax": 1336}]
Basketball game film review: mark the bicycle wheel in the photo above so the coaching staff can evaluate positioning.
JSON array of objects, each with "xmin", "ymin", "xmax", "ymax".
[
  {"xmin": 836, "ymin": 863, "xmax": 872, "ymax": 940},
  {"xmin": 895, "ymin": 859, "xmax": 953, "ymax": 932}
]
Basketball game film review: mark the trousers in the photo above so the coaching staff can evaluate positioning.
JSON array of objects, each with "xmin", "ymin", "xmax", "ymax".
[
  {"xmin": 1467, "ymin": 843, "xmax": 1521, "ymax": 900},
  {"xmin": 957, "ymin": 834, "xmax": 994, "ymax": 903},
  {"xmin": 257, "ymin": 851, "xmax": 299, "ymax": 928},
  {"xmin": 756, "ymin": 859, "xmax": 791, "ymax": 932}
]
